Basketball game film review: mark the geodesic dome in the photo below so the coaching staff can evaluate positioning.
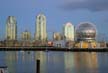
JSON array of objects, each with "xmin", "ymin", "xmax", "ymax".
[{"xmin": 76, "ymin": 22, "xmax": 97, "ymax": 41}]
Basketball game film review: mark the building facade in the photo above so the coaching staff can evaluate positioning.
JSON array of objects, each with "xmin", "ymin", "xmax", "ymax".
[
  {"xmin": 63, "ymin": 22, "xmax": 74, "ymax": 41},
  {"xmin": 6, "ymin": 16, "xmax": 17, "ymax": 40},
  {"xmin": 75, "ymin": 22, "xmax": 97, "ymax": 48},
  {"xmin": 21, "ymin": 30, "xmax": 31, "ymax": 41},
  {"xmin": 35, "ymin": 13, "xmax": 47, "ymax": 41},
  {"xmin": 53, "ymin": 32, "xmax": 63, "ymax": 41}
]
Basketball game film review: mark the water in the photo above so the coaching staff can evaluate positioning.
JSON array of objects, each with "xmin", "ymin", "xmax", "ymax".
[{"xmin": 0, "ymin": 51, "xmax": 108, "ymax": 73}]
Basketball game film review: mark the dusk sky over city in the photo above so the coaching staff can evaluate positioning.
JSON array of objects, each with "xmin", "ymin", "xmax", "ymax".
[{"xmin": 0, "ymin": 0, "xmax": 108, "ymax": 40}]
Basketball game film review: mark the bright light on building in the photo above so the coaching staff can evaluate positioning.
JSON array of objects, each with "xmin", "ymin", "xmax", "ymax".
[
  {"xmin": 63, "ymin": 22, "xmax": 74, "ymax": 41},
  {"xmin": 75, "ymin": 22, "xmax": 97, "ymax": 48}
]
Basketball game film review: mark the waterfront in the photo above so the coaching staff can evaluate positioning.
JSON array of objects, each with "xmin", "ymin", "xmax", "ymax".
[{"xmin": 0, "ymin": 51, "xmax": 108, "ymax": 73}]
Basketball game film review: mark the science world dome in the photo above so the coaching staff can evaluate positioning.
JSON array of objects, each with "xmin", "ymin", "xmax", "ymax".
[{"xmin": 76, "ymin": 22, "xmax": 97, "ymax": 41}]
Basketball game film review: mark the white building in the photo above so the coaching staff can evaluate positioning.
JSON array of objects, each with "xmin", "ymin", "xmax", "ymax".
[
  {"xmin": 53, "ymin": 40, "xmax": 65, "ymax": 47},
  {"xmin": 6, "ymin": 16, "xmax": 17, "ymax": 40},
  {"xmin": 63, "ymin": 22, "xmax": 74, "ymax": 41},
  {"xmin": 35, "ymin": 13, "xmax": 47, "ymax": 41}
]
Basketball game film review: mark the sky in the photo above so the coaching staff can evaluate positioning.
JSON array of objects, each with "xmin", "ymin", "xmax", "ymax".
[{"xmin": 0, "ymin": 0, "xmax": 108, "ymax": 40}]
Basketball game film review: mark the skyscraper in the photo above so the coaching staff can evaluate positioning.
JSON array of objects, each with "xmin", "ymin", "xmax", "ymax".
[
  {"xmin": 6, "ymin": 16, "xmax": 17, "ymax": 40},
  {"xmin": 35, "ymin": 13, "xmax": 47, "ymax": 41},
  {"xmin": 63, "ymin": 22, "xmax": 74, "ymax": 41}
]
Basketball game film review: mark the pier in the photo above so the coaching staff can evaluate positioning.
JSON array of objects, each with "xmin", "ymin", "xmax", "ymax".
[{"xmin": 0, "ymin": 47, "xmax": 108, "ymax": 52}]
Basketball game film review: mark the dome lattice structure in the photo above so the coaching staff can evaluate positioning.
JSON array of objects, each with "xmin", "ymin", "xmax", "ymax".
[{"xmin": 76, "ymin": 22, "xmax": 97, "ymax": 41}]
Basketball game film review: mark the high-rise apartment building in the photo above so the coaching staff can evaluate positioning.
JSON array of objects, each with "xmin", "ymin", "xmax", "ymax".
[
  {"xmin": 63, "ymin": 22, "xmax": 74, "ymax": 41},
  {"xmin": 6, "ymin": 16, "xmax": 17, "ymax": 40},
  {"xmin": 21, "ymin": 30, "xmax": 31, "ymax": 41},
  {"xmin": 35, "ymin": 13, "xmax": 47, "ymax": 41}
]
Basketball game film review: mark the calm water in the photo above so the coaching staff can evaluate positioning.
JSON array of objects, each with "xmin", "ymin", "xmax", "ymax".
[{"xmin": 0, "ymin": 51, "xmax": 108, "ymax": 73}]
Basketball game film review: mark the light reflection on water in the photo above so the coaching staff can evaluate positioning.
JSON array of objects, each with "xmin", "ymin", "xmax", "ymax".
[{"xmin": 0, "ymin": 51, "xmax": 108, "ymax": 73}]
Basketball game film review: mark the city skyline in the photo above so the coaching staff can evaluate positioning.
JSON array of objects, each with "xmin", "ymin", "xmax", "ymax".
[
  {"xmin": 0, "ymin": 15, "xmax": 107, "ymax": 41},
  {"xmin": 0, "ymin": 0, "xmax": 108, "ymax": 40}
]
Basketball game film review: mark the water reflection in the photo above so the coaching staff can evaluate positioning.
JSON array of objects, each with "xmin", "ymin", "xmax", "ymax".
[
  {"xmin": 64, "ymin": 52, "xmax": 75, "ymax": 73},
  {"xmin": 5, "ymin": 51, "xmax": 36, "ymax": 73},
  {"xmin": 47, "ymin": 52, "xmax": 65, "ymax": 73},
  {"xmin": 64, "ymin": 52, "xmax": 98, "ymax": 73},
  {"xmin": 0, "ymin": 51, "xmax": 107, "ymax": 73},
  {"xmin": 5, "ymin": 51, "xmax": 17, "ymax": 73},
  {"xmin": 74, "ymin": 52, "xmax": 98, "ymax": 73},
  {"xmin": 35, "ymin": 51, "xmax": 47, "ymax": 73},
  {"xmin": 98, "ymin": 53, "xmax": 108, "ymax": 73}
]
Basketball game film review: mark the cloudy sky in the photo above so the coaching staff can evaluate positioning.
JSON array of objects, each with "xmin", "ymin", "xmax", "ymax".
[{"xmin": 0, "ymin": 0, "xmax": 108, "ymax": 40}]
